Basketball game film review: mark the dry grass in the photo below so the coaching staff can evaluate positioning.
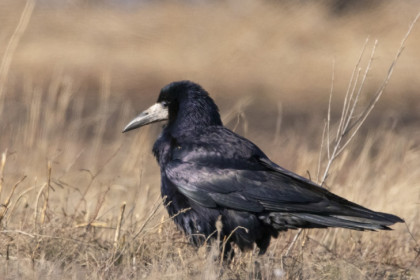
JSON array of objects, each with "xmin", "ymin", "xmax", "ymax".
[{"xmin": 0, "ymin": 1, "xmax": 419, "ymax": 279}]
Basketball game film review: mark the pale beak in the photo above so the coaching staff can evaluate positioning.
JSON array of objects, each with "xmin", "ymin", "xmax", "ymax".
[{"xmin": 122, "ymin": 103, "xmax": 168, "ymax": 133}]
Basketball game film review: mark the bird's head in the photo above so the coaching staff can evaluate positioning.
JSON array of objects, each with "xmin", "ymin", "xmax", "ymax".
[{"xmin": 122, "ymin": 81, "xmax": 222, "ymax": 133}]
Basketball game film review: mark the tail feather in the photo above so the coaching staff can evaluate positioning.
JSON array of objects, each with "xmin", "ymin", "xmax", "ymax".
[
  {"xmin": 293, "ymin": 213, "xmax": 393, "ymax": 231},
  {"xmin": 265, "ymin": 208, "xmax": 404, "ymax": 231}
]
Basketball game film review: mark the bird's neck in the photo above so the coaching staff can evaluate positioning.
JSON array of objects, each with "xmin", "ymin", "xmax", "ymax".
[
  {"xmin": 169, "ymin": 103, "xmax": 222, "ymax": 137},
  {"xmin": 152, "ymin": 130, "xmax": 173, "ymax": 166}
]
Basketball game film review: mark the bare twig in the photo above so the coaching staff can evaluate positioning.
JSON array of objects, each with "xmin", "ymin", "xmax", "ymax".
[
  {"xmin": 72, "ymin": 144, "xmax": 122, "ymax": 221},
  {"xmin": 306, "ymin": 235, "xmax": 368, "ymax": 279},
  {"xmin": 336, "ymin": 38, "xmax": 368, "ymax": 141},
  {"xmin": 0, "ymin": 150, "xmax": 6, "ymax": 199},
  {"xmin": 320, "ymin": 40, "xmax": 377, "ymax": 186},
  {"xmin": 285, "ymin": 13, "xmax": 419, "ymax": 260},
  {"xmin": 342, "ymin": 41, "xmax": 378, "ymax": 136},
  {"xmin": 146, "ymin": 206, "xmax": 192, "ymax": 233},
  {"xmin": 0, "ymin": 176, "xmax": 26, "ymax": 223},
  {"xmin": 1, "ymin": 230, "xmax": 107, "ymax": 249},
  {"xmin": 273, "ymin": 102, "xmax": 283, "ymax": 144},
  {"xmin": 220, "ymin": 226, "xmax": 248, "ymax": 265},
  {"xmin": 114, "ymin": 201, "xmax": 126, "ymax": 250},
  {"xmin": 40, "ymin": 161, "xmax": 52, "ymax": 225},
  {"xmin": 216, "ymin": 215, "xmax": 222, "ymax": 259},
  {"xmin": 34, "ymin": 183, "xmax": 47, "ymax": 230},
  {"xmin": 327, "ymin": 60, "xmax": 335, "ymax": 160},
  {"xmin": 5, "ymin": 185, "xmax": 36, "ymax": 225},
  {"xmin": 88, "ymin": 186, "xmax": 110, "ymax": 226},
  {"xmin": 1, "ymin": 229, "xmax": 35, "ymax": 238},
  {"xmin": 336, "ymin": 13, "xmax": 420, "ymax": 156},
  {"xmin": 316, "ymin": 121, "xmax": 327, "ymax": 183},
  {"xmin": 284, "ymin": 228, "xmax": 303, "ymax": 259},
  {"xmin": 132, "ymin": 195, "xmax": 166, "ymax": 241},
  {"xmin": 74, "ymin": 221, "xmax": 110, "ymax": 228},
  {"xmin": 404, "ymin": 222, "xmax": 420, "ymax": 266}
]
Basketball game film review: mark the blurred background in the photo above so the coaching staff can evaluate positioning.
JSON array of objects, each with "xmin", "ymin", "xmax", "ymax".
[
  {"xmin": 0, "ymin": 0, "xmax": 419, "ymax": 278},
  {"xmin": 1, "ymin": 0, "xmax": 419, "ymax": 172}
]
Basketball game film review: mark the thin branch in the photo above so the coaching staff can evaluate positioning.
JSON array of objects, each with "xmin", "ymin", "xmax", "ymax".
[
  {"xmin": 113, "ymin": 201, "xmax": 126, "ymax": 250},
  {"xmin": 342, "ymin": 40, "xmax": 378, "ymax": 136},
  {"xmin": 341, "ymin": 66, "xmax": 362, "ymax": 137},
  {"xmin": 5, "ymin": 185, "xmax": 36, "ymax": 225},
  {"xmin": 284, "ymin": 228, "xmax": 303, "ymax": 258},
  {"xmin": 220, "ymin": 225, "xmax": 248, "ymax": 265},
  {"xmin": 87, "ymin": 186, "xmax": 110, "ymax": 226},
  {"xmin": 327, "ymin": 60, "xmax": 335, "ymax": 160},
  {"xmin": 34, "ymin": 183, "xmax": 47, "ymax": 230},
  {"xmin": 336, "ymin": 13, "xmax": 420, "ymax": 156},
  {"xmin": 0, "ymin": 176, "xmax": 26, "ymax": 223},
  {"xmin": 40, "ymin": 161, "xmax": 52, "ymax": 225},
  {"xmin": 132, "ymin": 195, "xmax": 166, "ymax": 240},
  {"xmin": 316, "ymin": 121, "xmax": 327, "ymax": 183},
  {"xmin": 306, "ymin": 235, "xmax": 369, "ymax": 279},
  {"xmin": 72, "ymin": 144, "xmax": 122, "ymax": 220},
  {"xmin": 321, "ymin": 41, "xmax": 376, "ymax": 186},
  {"xmin": 336, "ymin": 38, "xmax": 369, "ymax": 140},
  {"xmin": 0, "ymin": 150, "xmax": 7, "ymax": 200},
  {"xmin": 1, "ymin": 230, "xmax": 107, "ymax": 249}
]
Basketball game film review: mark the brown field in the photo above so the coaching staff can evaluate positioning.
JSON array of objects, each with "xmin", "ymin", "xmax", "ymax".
[{"xmin": 0, "ymin": 0, "xmax": 419, "ymax": 279}]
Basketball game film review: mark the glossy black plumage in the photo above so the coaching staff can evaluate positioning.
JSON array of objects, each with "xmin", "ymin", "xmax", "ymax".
[{"xmin": 123, "ymin": 81, "xmax": 403, "ymax": 255}]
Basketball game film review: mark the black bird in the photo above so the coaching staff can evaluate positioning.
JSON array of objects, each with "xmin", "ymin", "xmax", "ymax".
[{"xmin": 123, "ymin": 81, "xmax": 403, "ymax": 255}]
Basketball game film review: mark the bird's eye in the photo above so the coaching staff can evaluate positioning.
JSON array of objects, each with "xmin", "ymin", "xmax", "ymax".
[{"xmin": 162, "ymin": 101, "xmax": 169, "ymax": 108}]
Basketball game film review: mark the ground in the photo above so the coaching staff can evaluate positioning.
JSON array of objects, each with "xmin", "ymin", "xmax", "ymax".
[{"xmin": 0, "ymin": 1, "xmax": 419, "ymax": 279}]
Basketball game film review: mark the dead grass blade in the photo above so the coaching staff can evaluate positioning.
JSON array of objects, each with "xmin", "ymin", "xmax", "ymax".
[
  {"xmin": 113, "ymin": 201, "xmax": 126, "ymax": 251},
  {"xmin": 39, "ymin": 161, "xmax": 52, "ymax": 225},
  {"xmin": 0, "ymin": 150, "xmax": 6, "ymax": 199},
  {"xmin": 0, "ymin": 0, "xmax": 35, "ymax": 111},
  {"xmin": 0, "ymin": 175, "xmax": 26, "ymax": 224}
]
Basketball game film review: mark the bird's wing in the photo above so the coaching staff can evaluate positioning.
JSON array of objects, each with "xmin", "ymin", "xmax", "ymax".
[
  {"xmin": 165, "ymin": 157, "xmax": 402, "ymax": 228},
  {"xmin": 165, "ymin": 155, "xmax": 336, "ymax": 214},
  {"xmin": 165, "ymin": 127, "xmax": 402, "ymax": 228},
  {"xmin": 165, "ymin": 126, "xmax": 339, "ymax": 213},
  {"xmin": 165, "ymin": 160, "xmax": 265, "ymax": 212}
]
